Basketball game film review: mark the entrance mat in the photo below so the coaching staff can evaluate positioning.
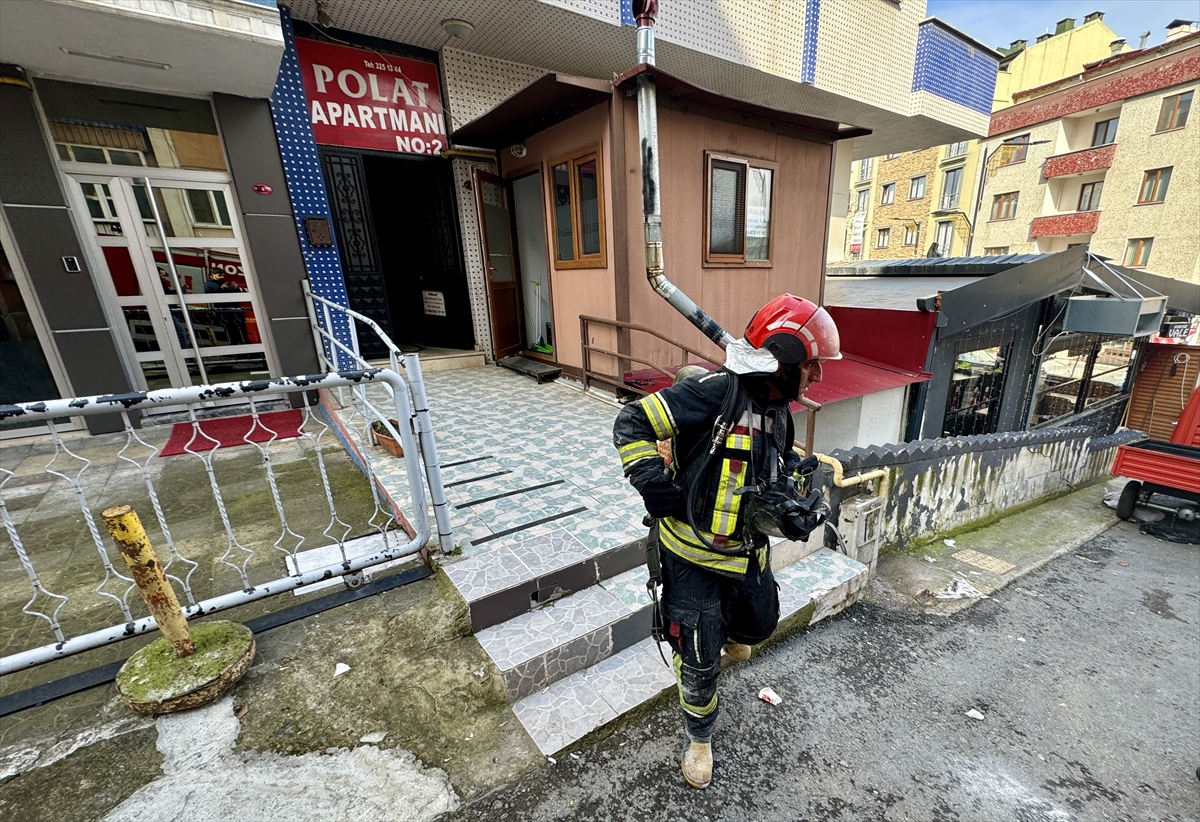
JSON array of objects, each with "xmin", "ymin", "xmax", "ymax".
[
  {"xmin": 159, "ymin": 409, "xmax": 304, "ymax": 456},
  {"xmin": 498, "ymin": 356, "xmax": 561, "ymax": 384}
]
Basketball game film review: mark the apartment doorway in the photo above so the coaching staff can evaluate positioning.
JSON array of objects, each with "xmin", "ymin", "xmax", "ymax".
[{"xmin": 320, "ymin": 148, "xmax": 473, "ymax": 359}]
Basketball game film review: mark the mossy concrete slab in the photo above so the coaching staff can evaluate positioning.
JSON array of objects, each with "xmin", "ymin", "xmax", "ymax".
[
  {"xmin": 868, "ymin": 481, "xmax": 1118, "ymax": 616},
  {"xmin": 117, "ymin": 622, "xmax": 254, "ymax": 714}
]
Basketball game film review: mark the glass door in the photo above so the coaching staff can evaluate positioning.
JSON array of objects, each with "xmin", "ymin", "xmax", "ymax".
[{"xmin": 67, "ymin": 173, "xmax": 271, "ymax": 392}]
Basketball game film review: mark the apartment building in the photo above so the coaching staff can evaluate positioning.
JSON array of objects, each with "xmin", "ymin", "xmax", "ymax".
[
  {"xmin": 843, "ymin": 12, "xmax": 1123, "ymax": 262},
  {"xmin": 2, "ymin": 0, "xmax": 998, "ymax": 427},
  {"xmin": 976, "ymin": 23, "xmax": 1200, "ymax": 283}
]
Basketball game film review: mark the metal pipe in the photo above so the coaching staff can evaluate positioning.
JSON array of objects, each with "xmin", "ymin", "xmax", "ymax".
[
  {"xmin": 800, "ymin": 450, "xmax": 888, "ymax": 488},
  {"xmin": 633, "ymin": 0, "xmax": 735, "ymax": 350}
]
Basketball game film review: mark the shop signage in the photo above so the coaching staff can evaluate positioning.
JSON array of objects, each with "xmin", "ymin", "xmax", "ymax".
[
  {"xmin": 849, "ymin": 211, "xmax": 866, "ymax": 254},
  {"xmin": 294, "ymin": 38, "xmax": 445, "ymax": 156}
]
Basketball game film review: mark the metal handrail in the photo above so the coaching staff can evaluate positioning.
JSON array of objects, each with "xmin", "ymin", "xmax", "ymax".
[
  {"xmin": 303, "ymin": 282, "xmax": 453, "ymax": 555},
  {"xmin": 578, "ymin": 314, "xmax": 820, "ymax": 455},
  {"xmin": 579, "ymin": 314, "xmax": 720, "ymax": 395}
]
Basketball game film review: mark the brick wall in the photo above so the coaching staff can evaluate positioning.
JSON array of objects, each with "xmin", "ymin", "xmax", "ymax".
[{"xmin": 866, "ymin": 148, "xmax": 941, "ymax": 257}]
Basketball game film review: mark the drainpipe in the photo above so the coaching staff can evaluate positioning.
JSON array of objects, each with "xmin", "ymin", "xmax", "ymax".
[{"xmin": 633, "ymin": 0, "xmax": 734, "ymax": 349}]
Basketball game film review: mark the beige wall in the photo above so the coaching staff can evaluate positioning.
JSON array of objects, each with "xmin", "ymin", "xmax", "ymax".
[
  {"xmin": 1090, "ymin": 84, "xmax": 1200, "ymax": 283},
  {"xmin": 865, "ymin": 148, "xmax": 940, "ymax": 258},
  {"xmin": 500, "ymin": 104, "xmax": 618, "ymax": 372},
  {"xmin": 994, "ymin": 18, "xmax": 1124, "ymax": 109},
  {"xmin": 623, "ymin": 101, "xmax": 833, "ymax": 369},
  {"xmin": 975, "ymin": 121, "xmax": 1059, "ymax": 252}
]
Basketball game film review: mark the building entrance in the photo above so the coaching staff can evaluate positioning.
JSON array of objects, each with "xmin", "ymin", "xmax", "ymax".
[{"xmin": 319, "ymin": 148, "xmax": 472, "ymax": 359}]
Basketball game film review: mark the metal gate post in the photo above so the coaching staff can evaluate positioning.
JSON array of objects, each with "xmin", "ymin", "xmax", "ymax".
[{"xmin": 402, "ymin": 355, "xmax": 454, "ymax": 555}]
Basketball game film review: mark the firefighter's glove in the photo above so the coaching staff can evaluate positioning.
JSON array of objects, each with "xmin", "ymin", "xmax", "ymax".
[
  {"xmin": 795, "ymin": 455, "xmax": 819, "ymax": 476},
  {"xmin": 640, "ymin": 478, "xmax": 686, "ymax": 520}
]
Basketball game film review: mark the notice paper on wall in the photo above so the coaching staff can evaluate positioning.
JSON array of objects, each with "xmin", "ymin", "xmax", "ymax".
[{"xmin": 422, "ymin": 290, "xmax": 446, "ymax": 317}]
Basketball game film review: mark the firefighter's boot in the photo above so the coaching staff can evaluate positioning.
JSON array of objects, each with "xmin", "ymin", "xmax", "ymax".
[
  {"xmin": 724, "ymin": 642, "xmax": 752, "ymax": 662},
  {"xmin": 682, "ymin": 741, "xmax": 712, "ymax": 788}
]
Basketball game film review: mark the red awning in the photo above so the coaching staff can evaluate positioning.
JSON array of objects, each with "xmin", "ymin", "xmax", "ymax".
[{"xmin": 794, "ymin": 354, "xmax": 929, "ymax": 408}]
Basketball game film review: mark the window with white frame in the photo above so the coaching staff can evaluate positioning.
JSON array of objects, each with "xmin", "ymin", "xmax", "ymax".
[
  {"xmin": 909, "ymin": 175, "xmax": 927, "ymax": 199},
  {"xmin": 903, "ymin": 224, "xmax": 918, "ymax": 246},
  {"xmin": 56, "ymin": 144, "xmax": 146, "ymax": 166},
  {"xmin": 876, "ymin": 227, "xmax": 890, "ymax": 248},
  {"xmin": 880, "ymin": 183, "xmax": 895, "ymax": 205},
  {"xmin": 946, "ymin": 141, "xmax": 969, "ymax": 158},
  {"xmin": 705, "ymin": 153, "xmax": 774, "ymax": 264}
]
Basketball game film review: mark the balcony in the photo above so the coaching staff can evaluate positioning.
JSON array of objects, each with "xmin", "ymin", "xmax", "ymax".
[
  {"xmin": 0, "ymin": 0, "xmax": 284, "ymax": 98},
  {"xmin": 1042, "ymin": 144, "xmax": 1117, "ymax": 179},
  {"xmin": 940, "ymin": 193, "xmax": 961, "ymax": 210},
  {"xmin": 1030, "ymin": 210, "xmax": 1101, "ymax": 238}
]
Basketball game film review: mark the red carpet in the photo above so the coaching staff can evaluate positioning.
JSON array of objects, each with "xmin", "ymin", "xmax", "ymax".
[{"xmin": 159, "ymin": 409, "xmax": 304, "ymax": 456}]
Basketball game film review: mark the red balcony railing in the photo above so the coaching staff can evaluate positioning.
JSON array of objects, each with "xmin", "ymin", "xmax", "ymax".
[
  {"xmin": 1042, "ymin": 144, "xmax": 1116, "ymax": 179},
  {"xmin": 1030, "ymin": 210, "xmax": 1101, "ymax": 238}
]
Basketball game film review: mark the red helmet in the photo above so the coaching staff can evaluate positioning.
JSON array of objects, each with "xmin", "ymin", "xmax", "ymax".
[{"xmin": 745, "ymin": 294, "xmax": 842, "ymax": 363}]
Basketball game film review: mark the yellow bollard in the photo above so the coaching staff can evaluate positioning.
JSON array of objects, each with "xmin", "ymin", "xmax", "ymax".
[{"xmin": 102, "ymin": 505, "xmax": 194, "ymax": 658}]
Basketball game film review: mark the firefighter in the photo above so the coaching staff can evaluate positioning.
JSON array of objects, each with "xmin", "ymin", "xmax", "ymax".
[{"xmin": 613, "ymin": 294, "xmax": 841, "ymax": 789}]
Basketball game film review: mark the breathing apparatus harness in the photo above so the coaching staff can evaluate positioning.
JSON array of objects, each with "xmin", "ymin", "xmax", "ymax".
[{"xmin": 680, "ymin": 371, "xmax": 827, "ymax": 555}]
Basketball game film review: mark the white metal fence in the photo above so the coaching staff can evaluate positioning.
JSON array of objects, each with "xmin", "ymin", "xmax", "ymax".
[{"xmin": 0, "ymin": 369, "xmax": 448, "ymax": 675}]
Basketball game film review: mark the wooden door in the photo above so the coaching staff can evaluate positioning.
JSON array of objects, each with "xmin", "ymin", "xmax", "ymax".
[{"xmin": 476, "ymin": 171, "xmax": 524, "ymax": 359}]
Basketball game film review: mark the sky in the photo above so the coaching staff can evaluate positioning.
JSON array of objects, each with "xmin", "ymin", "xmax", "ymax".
[{"xmin": 926, "ymin": 0, "xmax": 1200, "ymax": 52}]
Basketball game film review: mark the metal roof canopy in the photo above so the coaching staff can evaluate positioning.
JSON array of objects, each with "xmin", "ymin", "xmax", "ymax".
[
  {"xmin": 936, "ymin": 248, "xmax": 1197, "ymax": 338},
  {"xmin": 827, "ymin": 254, "xmax": 1044, "ymax": 277},
  {"xmin": 614, "ymin": 64, "xmax": 871, "ymax": 143},
  {"xmin": 449, "ymin": 73, "xmax": 612, "ymax": 150}
]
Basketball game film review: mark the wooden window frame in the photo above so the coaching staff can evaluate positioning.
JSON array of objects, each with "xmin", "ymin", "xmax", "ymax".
[
  {"xmin": 1155, "ymin": 91, "xmax": 1193, "ymax": 133},
  {"xmin": 1078, "ymin": 181, "xmax": 1103, "ymax": 212},
  {"xmin": 547, "ymin": 143, "xmax": 607, "ymax": 270},
  {"xmin": 1124, "ymin": 238, "xmax": 1153, "ymax": 268},
  {"xmin": 984, "ymin": 246, "xmax": 1010, "ymax": 256},
  {"xmin": 1137, "ymin": 167, "xmax": 1172, "ymax": 204},
  {"xmin": 909, "ymin": 175, "xmax": 926, "ymax": 200},
  {"xmin": 990, "ymin": 191, "xmax": 1019, "ymax": 221},
  {"xmin": 702, "ymin": 152, "xmax": 776, "ymax": 268}
]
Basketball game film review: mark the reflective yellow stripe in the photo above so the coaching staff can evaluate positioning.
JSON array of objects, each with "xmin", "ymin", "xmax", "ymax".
[
  {"xmin": 660, "ymin": 518, "xmax": 749, "ymax": 575},
  {"xmin": 727, "ymin": 433, "xmax": 752, "ymax": 451},
  {"xmin": 709, "ymin": 456, "xmax": 748, "ymax": 536},
  {"xmin": 618, "ymin": 440, "xmax": 659, "ymax": 468},
  {"xmin": 637, "ymin": 393, "xmax": 676, "ymax": 441},
  {"xmin": 673, "ymin": 654, "xmax": 718, "ymax": 717}
]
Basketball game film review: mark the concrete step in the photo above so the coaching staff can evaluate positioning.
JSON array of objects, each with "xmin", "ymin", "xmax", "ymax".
[{"xmin": 502, "ymin": 547, "xmax": 872, "ymax": 754}]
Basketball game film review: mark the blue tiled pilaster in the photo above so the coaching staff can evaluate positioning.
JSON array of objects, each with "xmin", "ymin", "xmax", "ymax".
[{"xmin": 268, "ymin": 5, "xmax": 352, "ymax": 354}]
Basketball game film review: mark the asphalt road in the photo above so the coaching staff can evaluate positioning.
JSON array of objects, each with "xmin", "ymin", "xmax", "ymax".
[{"xmin": 443, "ymin": 521, "xmax": 1200, "ymax": 822}]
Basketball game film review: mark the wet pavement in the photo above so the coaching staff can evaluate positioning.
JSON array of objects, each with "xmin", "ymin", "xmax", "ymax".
[{"xmin": 441, "ymin": 520, "xmax": 1200, "ymax": 822}]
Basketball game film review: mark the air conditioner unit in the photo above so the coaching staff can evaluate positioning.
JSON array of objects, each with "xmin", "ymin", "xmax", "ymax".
[
  {"xmin": 1062, "ymin": 260, "xmax": 1168, "ymax": 337},
  {"xmin": 1062, "ymin": 294, "xmax": 1166, "ymax": 337}
]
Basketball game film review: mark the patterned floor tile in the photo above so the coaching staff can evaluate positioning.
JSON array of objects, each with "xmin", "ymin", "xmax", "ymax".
[
  {"xmin": 511, "ymin": 675, "xmax": 618, "ymax": 755},
  {"xmin": 542, "ymin": 586, "xmax": 626, "ymax": 637},
  {"xmin": 599, "ymin": 566, "xmax": 651, "ymax": 613},
  {"xmin": 506, "ymin": 530, "xmax": 594, "ymax": 577},
  {"xmin": 584, "ymin": 638, "xmax": 675, "ymax": 716},
  {"xmin": 474, "ymin": 609, "xmax": 557, "ymax": 670},
  {"xmin": 442, "ymin": 544, "xmax": 532, "ymax": 601}
]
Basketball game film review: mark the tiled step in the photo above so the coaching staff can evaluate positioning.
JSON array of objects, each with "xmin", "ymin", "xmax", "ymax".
[
  {"xmin": 445, "ymin": 529, "xmax": 645, "ymax": 633},
  {"xmin": 508, "ymin": 548, "xmax": 871, "ymax": 755}
]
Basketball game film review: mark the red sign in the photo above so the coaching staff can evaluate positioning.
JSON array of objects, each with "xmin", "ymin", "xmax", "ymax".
[{"xmin": 294, "ymin": 38, "xmax": 445, "ymax": 156}]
